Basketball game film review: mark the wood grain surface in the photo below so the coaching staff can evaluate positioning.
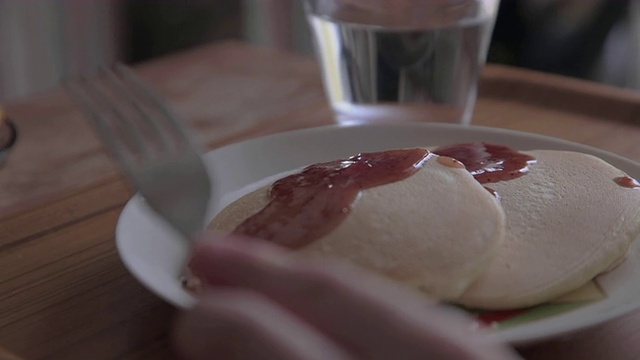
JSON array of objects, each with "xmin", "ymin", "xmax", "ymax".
[{"xmin": 1, "ymin": 41, "xmax": 640, "ymax": 359}]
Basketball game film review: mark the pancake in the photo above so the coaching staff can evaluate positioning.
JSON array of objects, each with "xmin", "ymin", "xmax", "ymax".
[
  {"xmin": 457, "ymin": 150, "xmax": 640, "ymax": 309},
  {"xmin": 210, "ymin": 150, "xmax": 506, "ymax": 300}
]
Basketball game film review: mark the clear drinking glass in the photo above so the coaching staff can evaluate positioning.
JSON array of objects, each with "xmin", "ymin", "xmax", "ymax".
[{"xmin": 304, "ymin": 0, "xmax": 500, "ymax": 125}]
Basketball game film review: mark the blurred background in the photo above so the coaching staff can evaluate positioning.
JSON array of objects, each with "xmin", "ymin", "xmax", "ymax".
[{"xmin": 1, "ymin": 0, "xmax": 639, "ymax": 102}]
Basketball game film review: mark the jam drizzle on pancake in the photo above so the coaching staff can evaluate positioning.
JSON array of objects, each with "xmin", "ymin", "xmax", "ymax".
[
  {"xmin": 233, "ymin": 149, "xmax": 431, "ymax": 248},
  {"xmin": 233, "ymin": 143, "xmax": 535, "ymax": 248},
  {"xmin": 432, "ymin": 143, "xmax": 536, "ymax": 184},
  {"xmin": 615, "ymin": 176, "xmax": 640, "ymax": 189}
]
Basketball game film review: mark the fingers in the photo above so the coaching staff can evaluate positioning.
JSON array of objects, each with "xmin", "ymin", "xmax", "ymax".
[
  {"xmin": 188, "ymin": 236, "xmax": 518, "ymax": 360},
  {"xmin": 173, "ymin": 289, "xmax": 352, "ymax": 360}
]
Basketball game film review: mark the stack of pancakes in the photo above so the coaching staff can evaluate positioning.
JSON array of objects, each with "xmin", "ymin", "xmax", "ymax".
[{"xmin": 209, "ymin": 146, "xmax": 640, "ymax": 310}]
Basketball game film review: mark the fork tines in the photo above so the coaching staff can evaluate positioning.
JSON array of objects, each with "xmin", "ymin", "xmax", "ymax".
[
  {"xmin": 67, "ymin": 64, "xmax": 211, "ymax": 239},
  {"xmin": 67, "ymin": 64, "xmax": 198, "ymax": 166}
]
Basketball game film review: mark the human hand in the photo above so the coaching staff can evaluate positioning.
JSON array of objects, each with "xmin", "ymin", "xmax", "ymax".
[{"xmin": 173, "ymin": 234, "xmax": 519, "ymax": 360}]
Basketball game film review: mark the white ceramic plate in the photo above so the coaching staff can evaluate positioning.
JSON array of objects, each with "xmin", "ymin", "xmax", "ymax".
[{"xmin": 115, "ymin": 123, "xmax": 640, "ymax": 345}]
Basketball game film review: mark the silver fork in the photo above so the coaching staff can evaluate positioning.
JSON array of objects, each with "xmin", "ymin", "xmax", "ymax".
[{"xmin": 68, "ymin": 64, "xmax": 211, "ymax": 240}]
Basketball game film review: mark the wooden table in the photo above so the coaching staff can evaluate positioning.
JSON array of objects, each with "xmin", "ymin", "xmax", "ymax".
[{"xmin": 2, "ymin": 41, "xmax": 640, "ymax": 360}]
